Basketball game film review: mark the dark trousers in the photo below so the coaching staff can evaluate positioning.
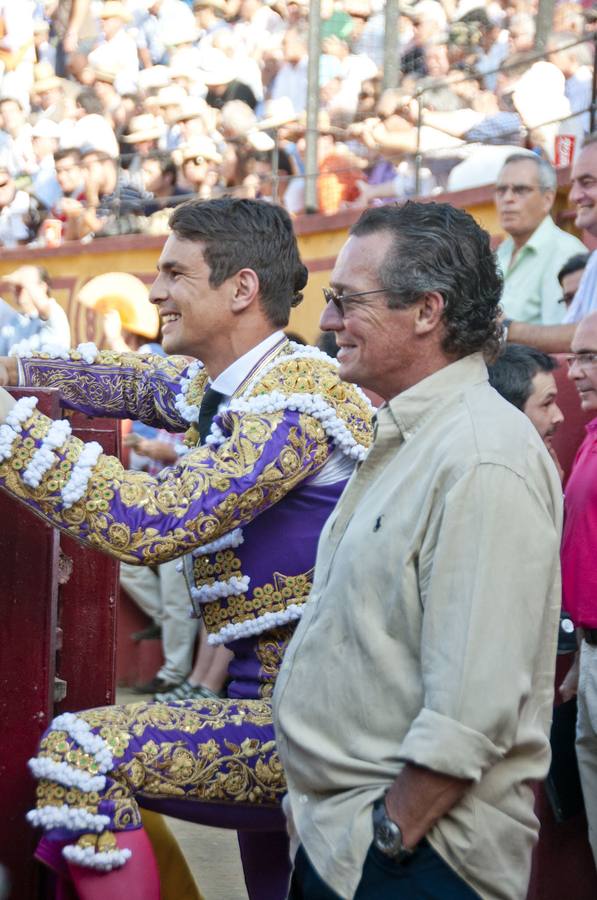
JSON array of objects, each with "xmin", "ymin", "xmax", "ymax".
[{"xmin": 288, "ymin": 841, "xmax": 481, "ymax": 899}]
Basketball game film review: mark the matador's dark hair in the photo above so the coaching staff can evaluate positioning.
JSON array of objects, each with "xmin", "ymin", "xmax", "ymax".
[{"xmin": 169, "ymin": 198, "xmax": 308, "ymax": 328}]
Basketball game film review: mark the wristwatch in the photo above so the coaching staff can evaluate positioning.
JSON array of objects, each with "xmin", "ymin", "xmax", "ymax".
[{"xmin": 372, "ymin": 795, "xmax": 414, "ymax": 862}]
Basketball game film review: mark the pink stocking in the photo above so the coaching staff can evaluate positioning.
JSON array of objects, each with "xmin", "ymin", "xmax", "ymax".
[{"xmin": 66, "ymin": 830, "xmax": 160, "ymax": 900}]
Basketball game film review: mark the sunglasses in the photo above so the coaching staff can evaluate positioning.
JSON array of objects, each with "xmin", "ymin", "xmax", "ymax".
[{"xmin": 322, "ymin": 286, "xmax": 387, "ymax": 316}]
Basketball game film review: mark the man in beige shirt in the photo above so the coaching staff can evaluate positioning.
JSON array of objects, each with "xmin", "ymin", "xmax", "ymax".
[{"xmin": 273, "ymin": 201, "xmax": 563, "ymax": 900}]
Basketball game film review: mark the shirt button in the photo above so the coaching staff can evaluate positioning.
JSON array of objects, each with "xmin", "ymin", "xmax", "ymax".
[{"xmin": 299, "ymin": 794, "xmax": 308, "ymax": 805}]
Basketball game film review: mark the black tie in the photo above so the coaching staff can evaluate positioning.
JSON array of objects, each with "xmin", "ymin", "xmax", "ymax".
[{"xmin": 198, "ymin": 387, "xmax": 224, "ymax": 444}]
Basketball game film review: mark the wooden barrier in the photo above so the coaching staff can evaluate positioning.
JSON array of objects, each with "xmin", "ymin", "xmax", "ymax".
[{"xmin": 0, "ymin": 389, "xmax": 120, "ymax": 900}]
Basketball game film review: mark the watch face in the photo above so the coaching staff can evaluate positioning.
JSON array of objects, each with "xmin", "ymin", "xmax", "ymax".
[
  {"xmin": 377, "ymin": 821, "xmax": 399, "ymax": 852},
  {"xmin": 373, "ymin": 801, "xmax": 403, "ymax": 856}
]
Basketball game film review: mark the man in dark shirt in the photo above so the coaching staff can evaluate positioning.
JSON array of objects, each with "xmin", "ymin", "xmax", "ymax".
[
  {"xmin": 203, "ymin": 53, "xmax": 257, "ymax": 110},
  {"xmin": 401, "ymin": 0, "xmax": 446, "ymax": 77}
]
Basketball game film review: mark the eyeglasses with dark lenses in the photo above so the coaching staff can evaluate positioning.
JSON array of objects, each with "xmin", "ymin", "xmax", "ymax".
[{"xmin": 322, "ymin": 286, "xmax": 388, "ymax": 316}]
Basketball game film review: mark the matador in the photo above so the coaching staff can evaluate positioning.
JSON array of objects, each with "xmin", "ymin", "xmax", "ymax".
[{"xmin": 0, "ymin": 199, "xmax": 372, "ymax": 900}]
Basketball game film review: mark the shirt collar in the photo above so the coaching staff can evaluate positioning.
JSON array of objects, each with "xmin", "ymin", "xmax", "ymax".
[
  {"xmin": 523, "ymin": 214, "xmax": 556, "ymax": 253},
  {"xmin": 210, "ymin": 330, "xmax": 286, "ymax": 398},
  {"xmin": 381, "ymin": 352, "xmax": 488, "ymax": 439}
]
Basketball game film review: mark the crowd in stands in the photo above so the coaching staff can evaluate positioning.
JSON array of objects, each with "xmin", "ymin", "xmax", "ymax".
[{"xmin": 0, "ymin": 0, "xmax": 593, "ymax": 246}]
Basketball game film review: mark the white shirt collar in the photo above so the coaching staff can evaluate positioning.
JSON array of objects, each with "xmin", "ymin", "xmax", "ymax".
[{"xmin": 210, "ymin": 330, "xmax": 286, "ymax": 399}]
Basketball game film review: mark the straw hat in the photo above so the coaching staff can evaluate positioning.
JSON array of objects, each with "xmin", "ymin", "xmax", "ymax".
[
  {"xmin": 31, "ymin": 62, "xmax": 63, "ymax": 94},
  {"xmin": 163, "ymin": 26, "xmax": 200, "ymax": 47},
  {"xmin": 122, "ymin": 113, "xmax": 163, "ymax": 143},
  {"xmin": 176, "ymin": 136, "xmax": 222, "ymax": 165},
  {"xmin": 200, "ymin": 51, "xmax": 237, "ymax": 86},
  {"xmin": 77, "ymin": 273, "xmax": 159, "ymax": 339},
  {"xmin": 193, "ymin": 0, "xmax": 228, "ymax": 12},
  {"xmin": 256, "ymin": 97, "xmax": 299, "ymax": 131},
  {"xmin": 90, "ymin": 64, "xmax": 119, "ymax": 85},
  {"xmin": 137, "ymin": 65, "xmax": 172, "ymax": 91},
  {"xmin": 173, "ymin": 96, "xmax": 208, "ymax": 124},
  {"xmin": 247, "ymin": 130, "xmax": 275, "ymax": 151},
  {"xmin": 145, "ymin": 84, "xmax": 188, "ymax": 110},
  {"xmin": 99, "ymin": 1, "xmax": 133, "ymax": 22}
]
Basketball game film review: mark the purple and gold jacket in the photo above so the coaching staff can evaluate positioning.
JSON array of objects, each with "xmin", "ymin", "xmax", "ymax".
[{"xmin": 1, "ymin": 339, "xmax": 372, "ymax": 697}]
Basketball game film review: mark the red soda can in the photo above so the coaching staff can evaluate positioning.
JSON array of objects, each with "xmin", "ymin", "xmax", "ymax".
[{"xmin": 555, "ymin": 135, "xmax": 576, "ymax": 168}]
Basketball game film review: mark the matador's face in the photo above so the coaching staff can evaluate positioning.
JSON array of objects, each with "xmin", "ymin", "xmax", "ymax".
[{"xmin": 150, "ymin": 233, "xmax": 236, "ymax": 364}]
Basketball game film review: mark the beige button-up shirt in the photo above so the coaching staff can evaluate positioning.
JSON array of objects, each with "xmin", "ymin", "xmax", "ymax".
[{"xmin": 273, "ymin": 353, "xmax": 563, "ymax": 900}]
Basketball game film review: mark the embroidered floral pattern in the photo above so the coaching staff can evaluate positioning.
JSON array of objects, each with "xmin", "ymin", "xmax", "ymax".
[{"xmin": 29, "ymin": 697, "xmax": 284, "ymax": 869}]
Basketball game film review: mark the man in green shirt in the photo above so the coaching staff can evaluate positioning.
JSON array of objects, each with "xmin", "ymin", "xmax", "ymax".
[{"xmin": 496, "ymin": 153, "xmax": 585, "ymax": 325}]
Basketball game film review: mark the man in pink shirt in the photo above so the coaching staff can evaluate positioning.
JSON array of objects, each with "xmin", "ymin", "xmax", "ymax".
[{"xmin": 561, "ymin": 309, "xmax": 597, "ymax": 867}]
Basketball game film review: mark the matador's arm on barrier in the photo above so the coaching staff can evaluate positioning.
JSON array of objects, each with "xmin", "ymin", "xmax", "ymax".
[
  {"xmin": 1, "ymin": 346, "xmax": 198, "ymax": 432},
  {"xmin": 0, "ymin": 396, "xmax": 335, "ymax": 564}
]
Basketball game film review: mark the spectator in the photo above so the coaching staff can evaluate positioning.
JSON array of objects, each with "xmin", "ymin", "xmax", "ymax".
[
  {"xmin": 141, "ymin": 149, "xmax": 189, "ymax": 213},
  {"xmin": 134, "ymin": 0, "xmax": 196, "ymax": 69},
  {"xmin": 0, "ymin": 0, "xmax": 35, "ymax": 102},
  {"xmin": 51, "ymin": 147, "xmax": 87, "ymax": 241},
  {"xmin": 509, "ymin": 12, "xmax": 536, "ymax": 52},
  {"xmin": 473, "ymin": 8, "xmax": 509, "ymax": 91},
  {"xmin": 242, "ymin": 146, "xmax": 295, "ymax": 206},
  {"xmin": 88, "ymin": 65, "xmax": 120, "ymax": 119},
  {"xmin": 0, "ymin": 95, "xmax": 36, "ymax": 176},
  {"xmin": 121, "ymin": 113, "xmax": 163, "ymax": 183},
  {"xmin": 558, "ymin": 252, "xmax": 590, "ymax": 309},
  {"xmin": 0, "ymin": 166, "xmax": 44, "ymax": 247},
  {"xmin": 401, "ymin": 0, "xmax": 447, "ymax": 77},
  {"xmin": 505, "ymin": 136, "xmax": 597, "ymax": 353},
  {"xmin": 71, "ymin": 86, "xmax": 121, "ymax": 157},
  {"xmin": 50, "ymin": 0, "xmax": 95, "ymax": 78},
  {"xmin": 559, "ymin": 310, "xmax": 597, "ymax": 869},
  {"xmin": 30, "ymin": 118, "xmax": 61, "ymax": 209},
  {"xmin": 487, "ymin": 344, "xmax": 564, "ymax": 471},
  {"xmin": 0, "ymin": 265, "xmax": 70, "ymax": 355},
  {"xmin": 29, "ymin": 62, "xmax": 72, "ymax": 124},
  {"xmin": 549, "ymin": 31, "xmax": 594, "ymax": 138},
  {"xmin": 269, "ymin": 29, "xmax": 309, "ymax": 114},
  {"xmin": 232, "ymin": 0, "xmax": 286, "ymax": 56},
  {"xmin": 175, "ymin": 137, "xmax": 222, "ymax": 197},
  {"xmin": 202, "ymin": 49, "xmax": 258, "ymax": 111},
  {"xmin": 193, "ymin": 0, "xmax": 230, "ymax": 50},
  {"xmin": 0, "ymin": 0, "xmax": 588, "ymax": 243},
  {"xmin": 495, "ymin": 153, "xmax": 586, "ymax": 324},
  {"xmin": 73, "ymin": 147, "xmax": 148, "ymax": 238},
  {"xmin": 87, "ymin": 1, "xmax": 139, "ymax": 89}
]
